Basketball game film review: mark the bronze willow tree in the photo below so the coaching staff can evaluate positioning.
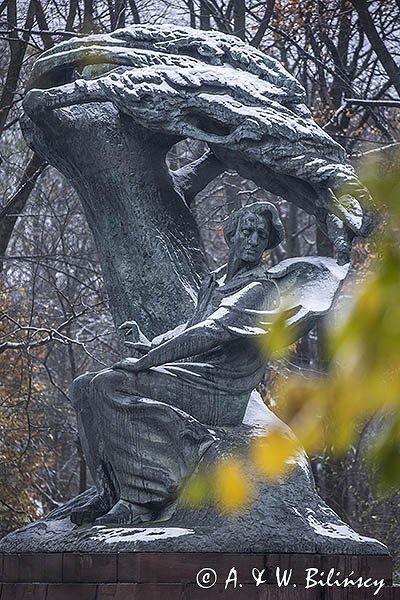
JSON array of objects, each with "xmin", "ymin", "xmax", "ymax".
[
  {"xmin": 22, "ymin": 25, "xmax": 375, "ymax": 340},
  {"xmin": 2, "ymin": 0, "xmax": 400, "ymax": 263}
]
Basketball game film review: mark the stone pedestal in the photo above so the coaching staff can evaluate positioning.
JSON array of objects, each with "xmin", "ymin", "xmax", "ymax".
[{"xmin": 1, "ymin": 552, "xmax": 398, "ymax": 599}]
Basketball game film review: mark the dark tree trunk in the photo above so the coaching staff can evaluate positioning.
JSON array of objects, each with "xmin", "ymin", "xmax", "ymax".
[
  {"xmin": 21, "ymin": 105, "xmax": 208, "ymax": 347},
  {"xmin": 0, "ymin": 153, "xmax": 46, "ymax": 270},
  {"xmin": 127, "ymin": 0, "xmax": 140, "ymax": 24},
  {"xmin": 0, "ymin": 0, "xmax": 35, "ymax": 135},
  {"xmin": 82, "ymin": 0, "xmax": 94, "ymax": 32},
  {"xmin": 352, "ymin": 0, "xmax": 400, "ymax": 97},
  {"xmin": 250, "ymin": 0, "xmax": 275, "ymax": 48},
  {"xmin": 233, "ymin": 0, "xmax": 246, "ymax": 41},
  {"xmin": 199, "ymin": 0, "xmax": 211, "ymax": 30}
]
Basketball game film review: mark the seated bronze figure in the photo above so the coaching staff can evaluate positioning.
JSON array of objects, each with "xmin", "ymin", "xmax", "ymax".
[{"xmin": 70, "ymin": 202, "xmax": 342, "ymax": 527}]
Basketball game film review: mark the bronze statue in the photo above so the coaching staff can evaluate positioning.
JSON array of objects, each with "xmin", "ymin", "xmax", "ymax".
[
  {"xmin": 70, "ymin": 202, "xmax": 341, "ymax": 527},
  {"xmin": 1, "ymin": 24, "xmax": 386, "ymax": 556}
]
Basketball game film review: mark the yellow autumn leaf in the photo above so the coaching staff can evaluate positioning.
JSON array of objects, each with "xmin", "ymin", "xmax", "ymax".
[
  {"xmin": 213, "ymin": 458, "xmax": 253, "ymax": 512},
  {"xmin": 295, "ymin": 417, "xmax": 325, "ymax": 456},
  {"xmin": 258, "ymin": 308, "xmax": 292, "ymax": 360},
  {"xmin": 250, "ymin": 429, "xmax": 300, "ymax": 480},
  {"xmin": 179, "ymin": 469, "xmax": 210, "ymax": 508}
]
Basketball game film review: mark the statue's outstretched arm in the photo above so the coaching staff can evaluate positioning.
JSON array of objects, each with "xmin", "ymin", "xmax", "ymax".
[
  {"xmin": 114, "ymin": 314, "xmax": 238, "ymax": 372},
  {"xmin": 114, "ymin": 281, "xmax": 279, "ymax": 373}
]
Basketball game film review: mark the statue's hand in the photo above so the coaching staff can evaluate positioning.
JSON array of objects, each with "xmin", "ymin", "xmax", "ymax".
[
  {"xmin": 119, "ymin": 320, "xmax": 151, "ymax": 353},
  {"xmin": 256, "ymin": 305, "xmax": 303, "ymax": 327}
]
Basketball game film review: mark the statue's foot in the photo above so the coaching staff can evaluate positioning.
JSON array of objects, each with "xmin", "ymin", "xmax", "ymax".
[
  {"xmin": 94, "ymin": 499, "xmax": 152, "ymax": 526},
  {"xmin": 70, "ymin": 494, "xmax": 111, "ymax": 525}
]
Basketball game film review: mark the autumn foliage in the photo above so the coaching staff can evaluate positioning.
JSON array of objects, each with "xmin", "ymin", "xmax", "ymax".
[{"xmin": 0, "ymin": 288, "xmax": 54, "ymax": 534}]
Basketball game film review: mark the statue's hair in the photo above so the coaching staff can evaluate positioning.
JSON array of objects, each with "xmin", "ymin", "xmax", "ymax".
[{"xmin": 224, "ymin": 202, "xmax": 285, "ymax": 250}]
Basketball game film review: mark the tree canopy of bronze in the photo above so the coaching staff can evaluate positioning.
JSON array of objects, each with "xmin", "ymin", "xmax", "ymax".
[
  {"xmin": 21, "ymin": 24, "xmax": 375, "ymax": 340},
  {"xmin": 0, "ymin": 25, "xmax": 387, "ymax": 555}
]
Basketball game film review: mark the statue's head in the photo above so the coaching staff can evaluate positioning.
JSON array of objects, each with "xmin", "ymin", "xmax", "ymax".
[{"xmin": 224, "ymin": 202, "xmax": 285, "ymax": 266}]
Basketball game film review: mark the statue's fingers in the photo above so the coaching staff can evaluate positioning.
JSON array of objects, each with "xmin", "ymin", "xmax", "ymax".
[
  {"xmin": 118, "ymin": 320, "xmax": 137, "ymax": 330},
  {"xmin": 283, "ymin": 305, "xmax": 303, "ymax": 318}
]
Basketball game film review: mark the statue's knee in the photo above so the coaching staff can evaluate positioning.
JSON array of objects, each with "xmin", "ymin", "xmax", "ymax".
[
  {"xmin": 70, "ymin": 372, "xmax": 96, "ymax": 407},
  {"xmin": 90, "ymin": 368, "xmax": 125, "ymax": 399}
]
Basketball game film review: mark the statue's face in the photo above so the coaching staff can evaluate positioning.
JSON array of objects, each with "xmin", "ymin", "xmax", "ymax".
[{"xmin": 233, "ymin": 212, "xmax": 270, "ymax": 265}]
